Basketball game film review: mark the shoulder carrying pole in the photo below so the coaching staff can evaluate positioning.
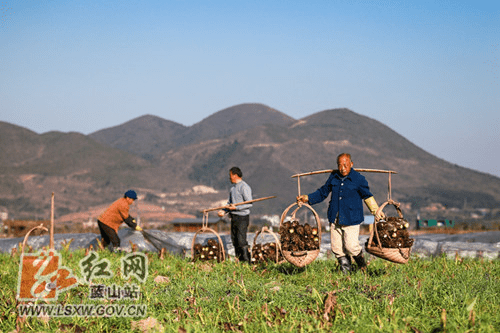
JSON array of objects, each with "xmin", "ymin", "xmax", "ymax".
[
  {"xmin": 291, "ymin": 168, "xmax": 398, "ymax": 178},
  {"xmin": 291, "ymin": 168, "xmax": 398, "ymax": 205}
]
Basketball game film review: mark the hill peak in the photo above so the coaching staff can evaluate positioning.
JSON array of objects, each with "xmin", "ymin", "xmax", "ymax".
[
  {"xmin": 177, "ymin": 103, "xmax": 296, "ymax": 145},
  {"xmin": 89, "ymin": 114, "xmax": 187, "ymax": 159},
  {"xmin": 196, "ymin": 103, "xmax": 295, "ymax": 128},
  {"xmin": 301, "ymin": 108, "xmax": 369, "ymax": 124}
]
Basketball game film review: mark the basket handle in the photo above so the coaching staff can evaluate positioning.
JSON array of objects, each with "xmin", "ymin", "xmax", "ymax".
[
  {"xmin": 368, "ymin": 200, "xmax": 404, "ymax": 250},
  {"xmin": 290, "ymin": 205, "xmax": 302, "ymax": 220},
  {"xmin": 191, "ymin": 225, "xmax": 226, "ymax": 262},
  {"xmin": 374, "ymin": 199, "xmax": 403, "ymax": 223},
  {"xmin": 280, "ymin": 202, "xmax": 322, "ymax": 242},
  {"xmin": 368, "ymin": 221, "xmax": 382, "ymax": 250},
  {"xmin": 253, "ymin": 226, "xmax": 283, "ymax": 262},
  {"xmin": 21, "ymin": 224, "xmax": 48, "ymax": 255}
]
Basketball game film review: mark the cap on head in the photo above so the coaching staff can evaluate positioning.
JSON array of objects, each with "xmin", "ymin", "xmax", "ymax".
[{"xmin": 124, "ymin": 190, "xmax": 137, "ymax": 200}]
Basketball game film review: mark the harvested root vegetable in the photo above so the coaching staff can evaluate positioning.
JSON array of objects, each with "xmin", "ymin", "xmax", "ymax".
[
  {"xmin": 251, "ymin": 242, "xmax": 284, "ymax": 264},
  {"xmin": 279, "ymin": 220, "xmax": 320, "ymax": 252},
  {"xmin": 193, "ymin": 238, "xmax": 223, "ymax": 262},
  {"xmin": 368, "ymin": 216, "xmax": 414, "ymax": 248}
]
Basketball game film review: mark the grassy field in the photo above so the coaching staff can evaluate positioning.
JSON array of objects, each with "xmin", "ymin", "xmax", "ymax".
[{"xmin": 1, "ymin": 247, "xmax": 499, "ymax": 333}]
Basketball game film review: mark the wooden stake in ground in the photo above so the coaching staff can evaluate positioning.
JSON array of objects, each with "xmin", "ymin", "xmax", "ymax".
[{"xmin": 50, "ymin": 192, "xmax": 54, "ymax": 250}]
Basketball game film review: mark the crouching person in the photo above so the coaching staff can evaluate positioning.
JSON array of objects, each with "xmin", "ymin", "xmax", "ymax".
[
  {"xmin": 297, "ymin": 153, "xmax": 384, "ymax": 273},
  {"xmin": 97, "ymin": 190, "xmax": 142, "ymax": 252}
]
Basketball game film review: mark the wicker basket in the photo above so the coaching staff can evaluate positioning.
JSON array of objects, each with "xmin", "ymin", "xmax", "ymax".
[
  {"xmin": 365, "ymin": 200, "xmax": 412, "ymax": 264},
  {"xmin": 191, "ymin": 214, "xmax": 226, "ymax": 262},
  {"xmin": 251, "ymin": 226, "xmax": 285, "ymax": 264},
  {"xmin": 279, "ymin": 202, "xmax": 321, "ymax": 268}
]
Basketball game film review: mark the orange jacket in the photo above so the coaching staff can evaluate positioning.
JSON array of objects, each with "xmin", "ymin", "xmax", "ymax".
[{"xmin": 98, "ymin": 197, "xmax": 131, "ymax": 232}]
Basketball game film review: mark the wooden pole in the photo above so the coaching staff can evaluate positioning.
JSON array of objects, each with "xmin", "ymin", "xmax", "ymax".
[
  {"xmin": 297, "ymin": 176, "xmax": 301, "ymax": 196},
  {"xmin": 388, "ymin": 172, "xmax": 392, "ymax": 201},
  {"xmin": 202, "ymin": 196, "xmax": 277, "ymax": 213},
  {"xmin": 50, "ymin": 192, "xmax": 54, "ymax": 250}
]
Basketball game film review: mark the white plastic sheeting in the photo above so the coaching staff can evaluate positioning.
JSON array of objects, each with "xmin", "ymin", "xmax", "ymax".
[{"xmin": 1, "ymin": 229, "xmax": 499, "ymax": 260}]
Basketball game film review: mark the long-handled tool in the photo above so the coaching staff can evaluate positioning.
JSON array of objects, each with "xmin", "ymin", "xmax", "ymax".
[{"xmin": 202, "ymin": 195, "xmax": 277, "ymax": 213}]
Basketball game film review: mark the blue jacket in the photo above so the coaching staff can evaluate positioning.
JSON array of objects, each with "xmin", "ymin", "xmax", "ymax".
[{"xmin": 308, "ymin": 169, "xmax": 373, "ymax": 226}]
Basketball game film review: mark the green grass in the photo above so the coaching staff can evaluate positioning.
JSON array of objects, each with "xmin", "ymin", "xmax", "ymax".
[{"xmin": 1, "ymin": 248, "xmax": 499, "ymax": 332}]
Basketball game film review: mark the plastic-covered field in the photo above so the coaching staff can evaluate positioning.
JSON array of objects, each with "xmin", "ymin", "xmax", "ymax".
[{"xmin": 1, "ymin": 229, "xmax": 499, "ymax": 260}]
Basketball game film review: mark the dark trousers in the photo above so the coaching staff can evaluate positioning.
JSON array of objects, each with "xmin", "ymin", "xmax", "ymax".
[
  {"xmin": 98, "ymin": 220, "xmax": 120, "ymax": 250},
  {"xmin": 230, "ymin": 213, "xmax": 249, "ymax": 249},
  {"xmin": 231, "ymin": 214, "xmax": 250, "ymax": 248},
  {"xmin": 230, "ymin": 214, "xmax": 250, "ymax": 262}
]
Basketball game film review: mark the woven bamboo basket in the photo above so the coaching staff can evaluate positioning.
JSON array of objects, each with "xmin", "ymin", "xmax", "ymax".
[
  {"xmin": 279, "ymin": 202, "xmax": 321, "ymax": 268},
  {"xmin": 191, "ymin": 213, "xmax": 226, "ymax": 263},
  {"xmin": 251, "ymin": 226, "xmax": 285, "ymax": 264},
  {"xmin": 365, "ymin": 200, "xmax": 412, "ymax": 264}
]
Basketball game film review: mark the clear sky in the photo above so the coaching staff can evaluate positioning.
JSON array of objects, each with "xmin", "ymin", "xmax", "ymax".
[{"xmin": 1, "ymin": 1, "xmax": 499, "ymax": 178}]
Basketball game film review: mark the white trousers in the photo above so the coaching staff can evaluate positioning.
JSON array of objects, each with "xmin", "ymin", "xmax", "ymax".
[{"xmin": 330, "ymin": 221, "xmax": 362, "ymax": 258}]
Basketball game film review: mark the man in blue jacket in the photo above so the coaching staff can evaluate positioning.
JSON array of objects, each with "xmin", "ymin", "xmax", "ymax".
[{"xmin": 297, "ymin": 153, "xmax": 383, "ymax": 273}]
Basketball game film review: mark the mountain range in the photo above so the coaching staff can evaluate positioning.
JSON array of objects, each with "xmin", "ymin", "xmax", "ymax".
[{"xmin": 1, "ymin": 103, "xmax": 499, "ymax": 224}]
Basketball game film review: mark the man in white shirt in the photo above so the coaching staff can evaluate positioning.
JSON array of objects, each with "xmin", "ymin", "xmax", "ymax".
[{"xmin": 218, "ymin": 166, "xmax": 253, "ymax": 263}]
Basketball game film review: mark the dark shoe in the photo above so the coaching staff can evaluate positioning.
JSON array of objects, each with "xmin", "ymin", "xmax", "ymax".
[
  {"xmin": 337, "ymin": 256, "xmax": 352, "ymax": 274},
  {"xmin": 234, "ymin": 247, "xmax": 242, "ymax": 260},
  {"xmin": 240, "ymin": 246, "xmax": 251, "ymax": 263},
  {"xmin": 353, "ymin": 251, "xmax": 367, "ymax": 270}
]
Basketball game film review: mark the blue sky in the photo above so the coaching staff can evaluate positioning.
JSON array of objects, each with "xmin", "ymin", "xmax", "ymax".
[{"xmin": 1, "ymin": 0, "xmax": 499, "ymax": 177}]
